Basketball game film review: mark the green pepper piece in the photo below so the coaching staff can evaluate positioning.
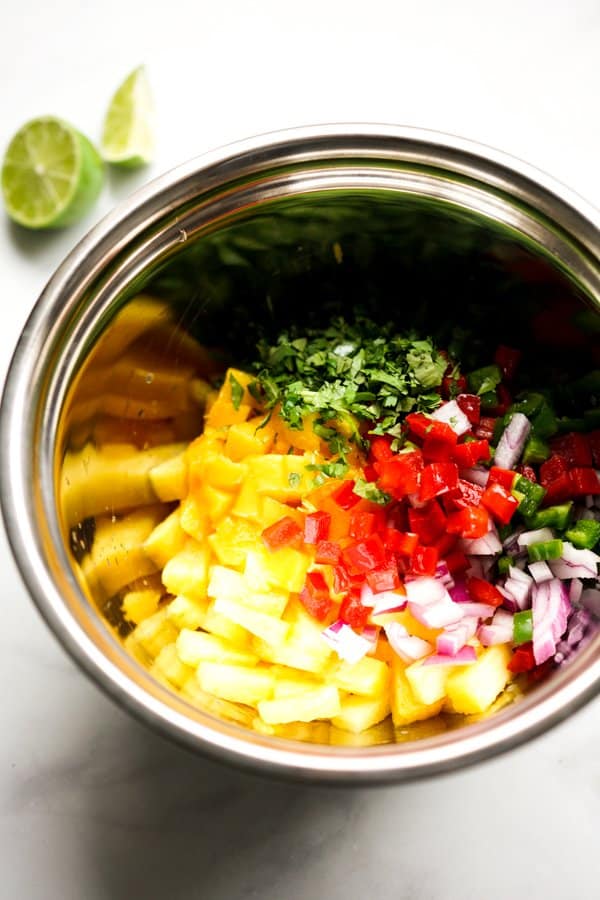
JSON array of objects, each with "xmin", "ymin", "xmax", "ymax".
[
  {"xmin": 584, "ymin": 408, "xmax": 600, "ymax": 429},
  {"xmin": 527, "ymin": 539, "xmax": 564, "ymax": 562},
  {"xmin": 467, "ymin": 364, "xmax": 502, "ymax": 397},
  {"xmin": 497, "ymin": 556, "xmax": 512, "ymax": 575},
  {"xmin": 513, "ymin": 610, "xmax": 533, "ymax": 646},
  {"xmin": 512, "ymin": 475, "xmax": 546, "ymax": 518},
  {"xmin": 480, "ymin": 390, "xmax": 499, "ymax": 411},
  {"xmin": 556, "ymin": 416, "xmax": 587, "ymax": 433},
  {"xmin": 564, "ymin": 519, "xmax": 600, "ymax": 550},
  {"xmin": 523, "ymin": 434, "xmax": 550, "ymax": 465},
  {"xmin": 525, "ymin": 502, "xmax": 573, "ymax": 531},
  {"xmin": 497, "ymin": 523, "xmax": 513, "ymax": 543},
  {"xmin": 531, "ymin": 401, "xmax": 558, "ymax": 439},
  {"xmin": 510, "ymin": 393, "xmax": 544, "ymax": 419},
  {"xmin": 568, "ymin": 370, "xmax": 600, "ymax": 398}
]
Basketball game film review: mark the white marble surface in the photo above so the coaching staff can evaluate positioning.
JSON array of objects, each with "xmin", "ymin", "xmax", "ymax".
[{"xmin": 1, "ymin": 2, "xmax": 599, "ymax": 897}]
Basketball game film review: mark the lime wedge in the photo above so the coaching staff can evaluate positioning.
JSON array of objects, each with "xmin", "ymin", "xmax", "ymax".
[
  {"xmin": 101, "ymin": 66, "xmax": 154, "ymax": 168},
  {"xmin": 1, "ymin": 117, "xmax": 104, "ymax": 229}
]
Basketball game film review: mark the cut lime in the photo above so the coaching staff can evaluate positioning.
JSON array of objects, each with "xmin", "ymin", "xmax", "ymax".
[
  {"xmin": 101, "ymin": 66, "xmax": 154, "ymax": 168},
  {"xmin": 1, "ymin": 117, "xmax": 104, "ymax": 229}
]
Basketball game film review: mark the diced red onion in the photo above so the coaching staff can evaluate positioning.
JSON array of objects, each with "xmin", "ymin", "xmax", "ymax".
[
  {"xmin": 518, "ymin": 527, "xmax": 554, "ymax": 548},
  {"xmin": 448, "ymin": 580, "xmax": 470, "ymax": 604},
  {"xmin": 371, "ymin": 591, "xmax": 407, "ymax": 616},
  {"xmin": 528, "ymin": 560, "xmax": 553, "ymax": 584},
  {"xmin": 532, "ymin": 579, "xmax": 571, "ymax": 664},
  {"xmin": 460, "ymin": 466, "xmax": 489, "ymax": 487},
  {"xmin": 579, "ymin": 509, "xmax": 597, "ymax": 521},
  {"xmin": 431, "ymin": 400, "xmax": 471, "ymax": 436},
  {"xmin": 508, "ymin": 565, "xmax": 533, "ymax": 584},
  {"xmin": 321, "ymin": 621, "xmax": 373, "ymax": 664},
  {"xmin": 502, "ymin": 527, "xmax": 524, "ymax": 552},
  {"xmin": 404, "ymin": 577, "xmax": 447, "ymax": 607},
  {"xmin": 569, "ymin": 578, "xmax": 583, "ymax": 606},
  {"xmin": 503, "ymin": 577, "xmax": 532, "ymax": 610},
  {"xmin": 408, "ymin": 595, "xmax": 464, "ymax": 628},
  {"xmin": 581, "ymin": 588, "xmax": 600, "ymax": 617},
  {"xmin": 478, "ymin": 608, "xmax": 514, "ymax": 646},
  {"xmin": 461, "ymin": 532, "xmax": 503, "ymax": 556},
  {"xmin": 360, "ymin": 583, "xmax": 376, "ymax": 607},
  {"xmin": 362, "ymin": 624, "xmax": 379, "ymax": 645},
  {"xmin": 384, "ymin": 622, "xmax": 432, "ymax": 662},
  {"xmin": 456, "ymin": 601, "xmax": 496, "ymax": 619},
  {"xmin": 549, "ymin": 542, "xmax": 600, "ymax": 580},
  {"xmin": 496, "ymin": 585, "xmax": 518, "ymax": 612},
  {"xmin": 435, "ymin": 561, "xmax": 455, "ymax": 589},
  {"xmin": 437, "ymin": 628, "xmax": 466, "ymax": 656},
  {"xmin": 494, "ymin": 412, "xmax": 531, "ymax": 469},
  {"xmin": 423, "ymin": 645, "xmax": 477, "ymax": 666}
]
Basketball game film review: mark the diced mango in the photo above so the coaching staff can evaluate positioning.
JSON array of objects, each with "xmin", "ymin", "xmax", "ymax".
[
  {"xmin": 161, "ymin": 543, "xmax": 209, "ymax": 599},
  {"xmin": 151, "ymin": 643, "xmax": 194, "ymax": 688},
  {"xmin": 246, "ymin": 453, "xmax": 317, "ymax": 501},
  {"xmin": 176, "ymin": 629, "xmax": 259, "ymax": 667},
  {"xmin": 149, "ymin": 451, "xmax": 188, "ymax": 501},
  {"xmin": 201, "ymin": 454, "xmax": 247, "ymax": 490},
  {"xmin": 132, "ymin": 609, "xmax": 179, "ymax": 659},
  {"xmin": 122, "ymin": 585, "xmax": 162, "ymax": 625},
  {"xmin": 83, "ymin": 507, "xmax": 163, "ymax": 597},
  {"xmin": 330, "ymin": 657, "xmax": 390, "ymax": 697},
  {"xmin": 181, "ymin": 677, "xmax": 256, "ymax": 727},
  {"xmin": 208, "ymin": 516, "xmax": 261, "ymax": 568},
  {"xmin": 231, "ymin": 478, "xmax": 262, "ymax": 519},
  {"xmin": 204, "ymin": 368, "xmax": 255, "ymax": 429},
  {"xmin": 198, "ymin": 483, "xmax": 234, "ymax": 523},
  {"xmin": 213, "ymin": 596, "xmax": 290, "ymax": 645},
  {"xmin": 275, "ymin": 413, "xmax": 322, "ymax": 452},
  {"xmin": 179, "ymin": 495, "xmax": 210, "ymax": 543},
  {"xmin": 445, "ymin": 644, "xmax": 512, "ymax": 715},
  {"xmin": 225, "ymin": 417, "xmax": 275, "ymax": 460},
  {"xmin": 258, "ymin": 685, "xmax": 341, "ymax": 725},
  {"xmin": 244, "ymin": 546, "xmax": 310, "ymax": 594},
  {"xmin": 166, "ymin": 595, "xmax": 208, "ymax": 630},
  {"xmin": 260, "ymin": 497, "xmax": 305, "ymax": 528},
  {"xmin": 332, "ymin": 693, "xmax": 391, "ymax": 734},
  {"xmin": 197, "ymin": 662, "xmax": 275, "ymax": 706},
  {"xmin": 144, "ymin": 508, "xmax": 186, "ymax": 568},
  {"xmin": 390, "ymin": 656, "xmax": 445, "ymax": 726}
]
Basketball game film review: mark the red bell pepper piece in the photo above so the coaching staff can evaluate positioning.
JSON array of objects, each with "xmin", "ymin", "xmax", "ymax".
[
  {"xmin": 368, "ymin": 435, "xmax": 394, "ymax": 462},
  {"xmin": 442, "ymin": 373, "xmax": 468, "ymax": 400},
  {"xmin": 445, "ymin": 549, "xmax": 469, "ymax": 575},
  {"xmin": 408, "ymin": 501, "xmax": 447, "ymax": 545},
  {"xmin": 385, "ymin": 529, "xmax": 419, "ymax": 556},
  {"xmin": 303, "ymin": 510, "xmax": 331, "ymax": 544},
  {"xmin": 363, "ymin": 464, "xmax": 379, "ymax": 483},
  {"xmin": 333, "ymin": 565, "xmax": 350, "ymax": 594},
  {"xmin": 405, "ymin": 412, "xmax": 458, "ymax": 445},
  {"xmin": 446, "ymin": 506, "xmax": 489, "ymax": 538},
  {"xmin": 516, "ymin": 464, "xmax": 538, "ymax": 483},
  {"xmin": 569, "ymin": 467, "xmax": 600, "ymax": 495},
  {"xmin": 489, "ymin": 383, "xmax": 512, "ymax": 416},
  {"xmin": 342, "ymin": 534, "xmax": 386, "ymax": 573},
  {"xmin": 475, "ymin": 416, "xmax": 497, "ymax": 441},
  {"xmin": 366, "ymin": 564, "xmax": 401, "ymax": 593},
  {"xmin": 494, "ymin": 345, "xmax": 522, "ymax": 381},
  {"xmin": 299, "ymin": 571, "xmax": 333, "ymax": 621},
  {"xmin": 550, "ymin": 432, "xmax": 592, "ymax": 468},
  {"xmin": 508, "ymin": 643, "xmax": 536, "ymax": 674},
  {"xmin": 433, "ymin": 531, "xmax": 457, "ymax": 557},
  {"xmin": 452, "ymin": 439, "xmax": 490, "ymax": 468},
  {"xmin": 339, "ymin": 591, "xmax": 370, "ymax": 628},
  {"xmin": 262, "ymin": 516, "xmax": 303, "ymax": 551},
  {"xmin": 481, "ymin": 481, "xmax": 519, "ymax": 524},
  {"xmin": 467, "ymin": 576, "xmax": 504, "ymax": 608},
  {"xmin": 542, "ymin": 472, "xmax": 573, "ymax": 505},
  {"xmin": 409, "ymin": 545, "xmax": 439, "ymax": 577},
  {"xmin": 456, "ymin": 393, "xmax": 481, "ymax": 425},
  {"xmin": 589, "ymin": 430, "xmax": 600, "ymax": 468},
  {"xmin": 444, "ymin": 478, "xmax": 484, "ymax": 512},
  {"xmin": 315, "ymin": 540, "xmax": 341, "ymax": 565},
  {"xmin": 349, "ymin": 510, "xmax": 377, "ymax": 539},
  {"xmin": 422, "ymin": 435, "xmax": 456, "ymax": 462},
  {"xmin": 488, "ymin": 466, "xmax": 517, "ymax": 491},
  {"xmin": 377, "ymin": 451, "xmax": 423, "ymax": 498},
  {"xmin": 540, "ymin": 454, "xmax": 569, "ymax": 487},
  {"xmin": 419, "ymin": 461, "xmax": 459, "ymax": 502},
  {"xmin": 331, "ymin": 480, "xmax": 361, "ymax": 510}
]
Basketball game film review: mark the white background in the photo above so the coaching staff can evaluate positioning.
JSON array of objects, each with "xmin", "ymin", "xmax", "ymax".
[{"xmin": 1, "ymin": 2, "xmax": 599, "ymax": 898}]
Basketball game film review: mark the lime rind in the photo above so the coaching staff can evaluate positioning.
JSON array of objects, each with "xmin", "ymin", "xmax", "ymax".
[{"xmin": 100, "ymin": 66, "xmax": 155, "ymax": 168}]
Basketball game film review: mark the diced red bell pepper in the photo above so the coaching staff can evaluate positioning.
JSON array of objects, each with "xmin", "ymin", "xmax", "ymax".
[
  {"xmin": 315, "ymin": 540, "xmax": 341, "ymax": 565},
  {"xmin": 299, "ymin": 571, "xmax": 333, "ymax": 621},
  {"xmin": 481, "ymin": 481, "xmax": 519, "ymax": 524},
  {"xmin": 422, "ymin": 435, "xmax": 456, "ymax": 462},
  {"xmin": 516, "ymin": 464, "xmax": 538, "ymax": 483},
  {"xmin": 433, "ymin": 531, "xmax": 457, "ymax": 557},
  {"xmin": 467, "ymin": 576, "xmax": 504, "ymax": 608},
  {"xmin": 444, "ymin": 478, "xmax": 484, "ymax": 512},
  {"xmin": 550, "ymin": 432, "xmax": 592, "ymax": 468},
  {"xmin": 494, "ymin": 345, "xmax": 522, "ymax": 381},
  {"xmin": 445, "ymin": 549, "xmax": 469, "ymax": 575},
  {"xmin": 333, "ymin": 565, "xmax": 350, "ymax": 594},
  {"xmin": 368, "ymin": 435, "xmax": 394, "ymax": 462},
  {"xmin": 589, "ymin": 430, "xmax": 600, "ymax": 468},
  {"xmin": 405, "ymin": 412, "xmax": 458, "ymax": 445},
  {"xmin": 488, "ymin": 466, "xmax": 517, "ymax": 491},
  {"xmin": 363, "ymin": 464, "xmax": 379, "ymax": 483},
  {"xmin": 540, "ymin": 454, "xmax": 569, "ymax": 487},
  {"xmin": 409, "ymin": 545, "xmax": 439, "ymax": 577},
  {"xmin": 339, "ymin": 591, "xmax": 370, "ymax": 628},
  {"xmin": 377, "ymin": 451, "xmax": 423, "ymax": 498},
  {"xmin": 475, "ymin": 416, "xmax": 497, "ymax": 441},
  {"xmin": 452, "ymin": 439, "xmax": 490, "ymax": 468},
  {"xmin": 385, "ymin": 529, "xmax": 419, "ymax": 556},
  {"xmin": 303, "ymin": 510, "xmax": 331, "ymax": 544},
  {"xmin": 489, "ymin": 383, "xmax": 512, "ymax": 416},
  {"xmin": 446, "ymin": 506, "xmax": 489, "ymax": 538},
  {"xmin": 366, "ymin": 563, "xmax": 401, "ymax": 593},
  {"xmin": 408, "ymin": 501, "xmax": 447, "ymax": 545},
  {"xmin": 542, "ymin": 472, "xmax": 573, "ymax": 506},
  {"xmin": 419, "ymin": 461, "xmax": 459, "ymax": 502},
  {"xmin": 331, "ymin": 480, "xmax": 361, "ymax": 509},
  {"xmin": 349, "ymin": 510, "xmax": 377, "ymax": 539},
  {"xmin": 508, "ymin": 643, "xmax": 536, "ymax": 674},
  {"xmin": 342, "ymin": 534, "xmax": 386, "ymax": 573},
  {"xmin": 262, "ymin": 516, "xmax": 303, "ymax": 551},
  {"xmin": 456, "ymin": 393, "xmax": 481, "ymax": 425},
  {"xmin": 442, "ymin": 373, "xmax": 468, "ymax": 400},
  {"xmin": 569, "ymin": 467, "xmax": 600, "ymax": 495}
]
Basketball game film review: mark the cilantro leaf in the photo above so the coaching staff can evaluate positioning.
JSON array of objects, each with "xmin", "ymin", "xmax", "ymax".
[
  {"xmin": 352, "ymin": 479, "xmax": 392, "ymax": 505},
  {"xmin": 229, "ymin": 373, "xmax": 244, "ymax": 411}
]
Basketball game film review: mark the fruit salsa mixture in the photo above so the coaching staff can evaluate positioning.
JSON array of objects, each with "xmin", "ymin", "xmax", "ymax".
[{"xmin": 69, "ymin": 309, "xmax": 600, "ymax": 741}]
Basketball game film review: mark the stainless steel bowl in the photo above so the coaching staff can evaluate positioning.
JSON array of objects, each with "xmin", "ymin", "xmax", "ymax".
[{"xmin": 2, "ymin": 125, "xmax": 599, "ymax": 782}]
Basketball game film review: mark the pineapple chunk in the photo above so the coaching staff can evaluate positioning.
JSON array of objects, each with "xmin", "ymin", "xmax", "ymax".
[
  {"xmin": 197, "ymin": 662, "xmax": 275, "ymax": 706},
  {"xmin": 244, "ymin": 546, "xmax": 310, "ymax": 593},
  {"xmin": 176, "ymin": 629, "xmax": 259, "ymax": 667},
  {"xmin": 166, "ymin": 595, "xmax": 208, "ymax": 630},
  {"xmin": 330, "ymin": 657, "xmax": 390, "ymax": 697},
  {"xmin": 332, "ymin": 692, "xmax": 391, "ymax": 734},
  {"xmin": 212, "ymin": 596, "xmax": 290, "ymax": 645},
  {"xmin": 181, "ymin": 677, "xmax": 255, "ymax": 727},
  {"xmin": 198, "ymin": 483, "xmax": 234, "ymax": 523},
  {"xmin": 390, "ymin": 656, "xmax": 444, "ymax": 726},
  {"xmin": 446, "ymin": 644, "xmax": 512, "ymax": 715},
  {"xmin": 225, "ymin": 417, "xmax": 275, "ymax": 460},
  {"xmin": 133, "ymin": 609, "xmax": 179, "ymax": 659},
  {"xmin": 405, "ymin": 657, "xmax": 458, "ymax": 706},
  {"xmin": 260, "ymin": 497, "xmax": 304, "ymax": 528},
  {"xmin": 253, "ymin": 719, "xmax": 331, "ymax": 742},
  {"xmin": 208, "ymin": 516, "xmax": 261, "ymax": 568},
  {"xmin": 149, "ymin": 451, "xmax": 188, "ymax": 501},
  {"xmin": 258, "ymin": 685, "xmax": 341, "ymax": 725},
  {"xmin": 179, "ymin": 495, "xmax": 209, "ymax": 543},
  {"xmin": 83, "ymin": 506, "xmax": 163, "ymax": 597},
  {"xmin": 252, "ymin": 637, "xmax": 332, "ymax": 676},
  {"xmin": 330, "ymin": 718, "xmax": 394, "ymax": 746},
  {"xmin": 144, "ymin": 509, "xmax": 186, "ymax": 568},
  {"xmin": 162, "ymin": 543, "xmax": 209, "ymax": 600},
  {"xmin": 273, "ymin": 671, "xmax": 320, "ymax": 699},
  {"xmin": 122, "ymin": 585, "xmax": 162, "ymax": 625},
  {"xmin": 202, "ymin": 600, "xmax": 250, "ymax": 647},
  {"xmin": 207, "ymin": 565, "xmax": 288, "ymax": 617},
  {"xmin": 151, "ymin": 643, "xmax": 194, "ymax": 688},
  {"xmin": 123, "ymin": 633, "xmax": 152, "ymax": 667},
  {"xmin": 201, "ymin": 454, "xmax": 247, "ymax": 490},
  {"xmin": 231, "ymin": 478, "xmax": 262, "ymax": 519}
]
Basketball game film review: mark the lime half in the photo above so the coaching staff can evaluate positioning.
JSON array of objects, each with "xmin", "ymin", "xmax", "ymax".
[
  {"xmin": 1, "ymin": 117, "xmax": 104, "ymax": 229},
  {"xmin": 101, "ymin": 66, "xmax": 154, "ymax": 168}
]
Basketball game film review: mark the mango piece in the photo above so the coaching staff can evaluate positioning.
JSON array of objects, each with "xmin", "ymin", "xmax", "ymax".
[
  {"xmin": 260, "ymin": 497, "xmax": 305, "ymax": 528},
  {"xmin": 246, "ymin": 453, "xmax": 318, "ymax": 501},
  {"xmin": 253, "ymin": 719, "xmax": 331, "ymax": 742},
  {"xmin": 179, "ymin": 495, "xmax": 209, "ymax": 543},
  {"xmin": 197, "ymin": 662, "xmax": 275, "ymax": 706},
  {"xmin": 198, "ymin": 483, "xmax": 234, "ymax": 523},
  {"xmin": 208, "ymin": 516, "xmax": 261, "ymax": 568},
  {"xmin": 123, "ymin": 633, "xmax": 153, "ymax": 668},
  {"xmin": 151, "ymin": 643, "xmax": 194, "ymax": 688},
  {"xmin": 275, "ymin": 413, "xmax": 322, "ymax": 453},
  {"xmin": 393, "ymin": 609, "xmax": 442, "ymax": 644},
  {"xmin": 244, "ymin": 546, "xmax": 310, "ymax": 594},
  {"xmin": 132, "ymin": 609, "xmax": 179, "ymax": 659},
  {"xmin": 176, "ymin": 629, "xmax": 259, "ymax": 667},
  {"xmin": 181, "ymin": 677, "xmax": 255, "ymax": 727},
  {"xmin": 390, "ymin": 656, "xmax": 445, "ymax": 726},
  {"xmin": 149, "ymin": 451, "xmax": 188, "ymax": 501},
  {"xmin": 122, "ymin": 585, "xmax": 162, "ymax": 625},
  {"xmin": 213, "ymin": 596, "xmax": 290, "ymax": 645},
  {"xmin": 445, "ymin": 644, "xmax": 512, "ymax": 715},
  {"xmin": 258, "ymin": 685, "xmax": 341, "ymax": 725},
  {"xmin": 331, "ymin": 693, "xmax": 391, "ymax": 734},
  {"xmin": 83, "ymin": 506, "xmax": 164, "ymax": 597},
  {"xmin": 231, "ymin": 478, "xmax": 262, "ymax": 519},
  {"xmin": 225, "ymin": 417, "xmax": 275, "ymax": 460},
  {"xmin": 144, "ymin": 509, "xmax": 186, "ymax": 568},
  {"xmin": 330, "ymin": 657, "xmax": 390, "ymax": 697},
  {"xmin": 161, "ymin": 543, "xmax": 209, "ymax": 600},
  {"xmin": 205, "ymin": 368, "xmax": 255, "ymax": 429},
  {"xmin": 166, "ymin": 595, "xmax": 208, "ymax": 630}
]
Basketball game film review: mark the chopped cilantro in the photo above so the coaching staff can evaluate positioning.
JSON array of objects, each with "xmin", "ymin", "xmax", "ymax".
[
  {"xmin": 306, "ymin": 461, "xmax": 349, "ymax": 479},
  {"xmin": 288, "ymin": 472, "xmax": 301, "ymax": 487},
  {"xmin": 352, "ymin": 479, "xmax": 392, "ymax": 505},
  {"xmin": 229, "ymin": 373, "xmax": 244, "ymax": 411}
]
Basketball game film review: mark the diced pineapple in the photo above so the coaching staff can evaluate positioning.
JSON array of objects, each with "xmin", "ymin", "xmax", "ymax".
[
  {"xmin": 330, "ymin": 718, "xmax": 394, "ymax": 746},
  {"xmin": 149, "ymin": 451, "xmax": 188, "ymax": 501},
  {"xmin": 208, "ymin": 516, "xmax": 261, "ymax": 568},
  {"xmin": 83, "ymin": 506, "xmax": 164, "ymax": 597},
  {"xmin": 123, "ymin": 633, "xmax": 152, "ymax": 667},
  {"xmin": 151, "ymin": 643, "xmax": 194, "ymax": 688},
  {"xmin": 212, "ymin": 596, "xmax": 290, "ymax": 645},
  {"xmin": 252, "ymin": 637, "xmax": 332, "ymax": 676},
  {"xmin": 161, "ymin": 543, "xmax": 209, "ymax": 599},
  {"xmin": 144, "ymin": 508, "xmax": 186, "ymax": 568},
  {"xmin": 197, "ymin": 662, "xmax": 275, "ymax": 706},
  {"xmin": 179, "ymin": 495, "xmax": 209, "ymax": 543},
  {"xmin": 202, "ymin": 600, "xmax": 250, "ymax": 647},
  {"xmin": 198, "ymin": 483, "xmax": 234, "ymax": 522},
  {"xmin": 330, "ymin": 657, "xmax": 390, "ymax": 697},
  {"xmin": 252, "ymin": 719, "xmax": 331, "ymax": 742},
  {"xmin": 260, "ymin": 497, "xmax": 305, "ymax": 528},
  {"xmin": 244, "ymin": 546, "xmax": 310, "ymax": 593},
  {"xmin": 258, "ymin": 685, "xmax": 341, "ymax": 725},
  {"xmin": 393, "ymin": 717, "xmax": 450, "ymax": 741},
  {"xmin": 273, "ymin": 671, "xmax": 320, "ymax": 699},
  {"xmin": 133, "ymin": 609, "xmax": 179, "ymax": 659},
  {"xmin": 332, "ymin": 692, "xmax": 391, "ymax": 734},
  {"xmin": 231, "ymin": 478, "xmax": 262, "ymax": 519},
  {"xmin": 225, "ymin": 417, "xmax": 275, "ymax": 460},
  {"xmin": 176, "ymin": 629, "xmax": 259, "ymax": 667},
  {"xmin": 181, "ymin": 677, "xmax": 256, "ymax": 727},
  {"xmin": 445, "ymin": 644, "xmax": 512, "ymax": 715},
  {"xmin": 405, "ymin": 657, "xmax": 456, "ymax": 706},
  {"xmin": 122, "ymin": 585, "xmax": 162, "ymax": 625},
  {"xmin": 207, "ymin": 564, "xmax": 288, "ymax": 617},
  {"xmin": 166, "ymin": 595, "xmax": 208, "ymax": 630},
  {"xmin": 390, "ymin": 656, "xmax": 445, "ymax": 726}
]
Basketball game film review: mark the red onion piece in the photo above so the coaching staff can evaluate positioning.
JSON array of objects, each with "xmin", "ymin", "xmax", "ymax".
[
  {"xmin": 423, "ymin": 645, "xmax": 477, "ymax": 666},
  {"xmin": 321, "ymin": 621, "xmax": 372, "ymax": 664},
  {"xmin": 456, "ymin": 601, "xmax": 496, "ymax": 619},
  {"xmin": 581, "ymin": 588, "xmax": 600, "ymax": 617},
  {"xmin": 518, "ymin": 527, "xmax": 554, "ymax": 548},
  {"xmin": 431, "ymin": 400, "xmax": 471, "ymax": 436},
  {"xmin": 461, "ymin": 533, "xmax": 502, "ymax": 555},
  {"xmin": 508, "ymin": 565, "xmax": 533, "ymax": 584},
  {"xmin": 532, "ymin": 579, "xmax": 571, "ymax": 664},
  {"xmin": 528, "ymin": 560, "xmax": 553, "ymax": 584},
  {"xmin": 460, "ymin": 466, "xmax": 489, "ymax": 487},
  {"xmin": 385, "ymin": 623, "xmax": 432, "ymax": 662},
  {"xmin": 371, "ymin": 592, "xmax": 407, "ymax": 616},
  {"xmin": 494, "ymin": 412, "xmax": 531, "ymax": 469},
  {"xmin": 404, "ymin": 577, "xmax": 447, "ymax": 607},
  {"xmin": 550, "ymin": 542, "xmax": 600, "ymax": 580},
  {"xmin": 408, "ymin": 596, "xmax": 464, "ymax": 628},
  {"xmin": 448, "ymin": 581, "xmax": 470, "ymax": 604},
  {"xmin": 503, "ymin": 577, "xmax": 532, "ymax": 610},
  {"xmin": 569, "ymin": 578, "xmax": 583, "ymax": 606}
]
